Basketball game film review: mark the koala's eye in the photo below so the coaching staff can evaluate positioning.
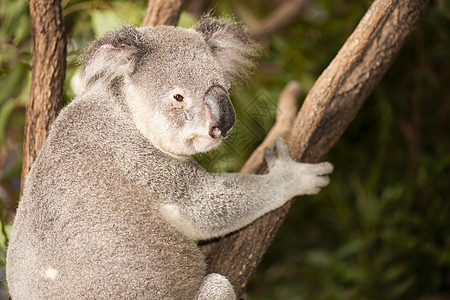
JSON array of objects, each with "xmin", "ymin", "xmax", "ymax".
[{"xmin": 173, "ymin": 94, "xmax": 184, "ymax": 102}]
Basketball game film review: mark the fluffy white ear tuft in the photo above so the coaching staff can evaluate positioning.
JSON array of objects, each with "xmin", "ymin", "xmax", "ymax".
[
  {"xmin": 79, "ymin": 26, "xmax": 146, "ymax": 89},
  {"xmin": 195, "ymin": 16, "xmax": 261, "ymax": 83}
]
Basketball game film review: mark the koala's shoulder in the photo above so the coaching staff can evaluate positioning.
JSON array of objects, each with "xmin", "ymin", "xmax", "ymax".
[{"xmin": 51, "ymin": 94, "xmax": 125, "ymax": 135}]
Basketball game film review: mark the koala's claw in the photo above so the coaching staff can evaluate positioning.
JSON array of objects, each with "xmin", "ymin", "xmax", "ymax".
[
  {"xmin": 264, "ymin": 138, "xmax": 333, "ymax": 197},
  {"xmin": 298, "ymin": 162, "xmax": 333, "ymax": 195},
  {"xmin": 315, "ymin": 174, "xmax": 331, "ymax": 187},
  {"xmin": 274, "ymin": 137, "xmax": 290, "ymax": 159},
  {"xmin": 264, "ymin": 147, "xmax": 277, "ymax": 169},
  {"xmin": 312, "ymin": 162, "xmax": 334, "ymax": 175},
  {"xmin": 264, "ymin": 138, "xmax": 293, "ymax": 170}
]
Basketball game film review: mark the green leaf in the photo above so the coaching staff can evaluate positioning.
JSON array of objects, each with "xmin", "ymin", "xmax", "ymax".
[
  {"xmin": 178, "ymin": 12, "xmax": 197, "ymax": 28},
  {"xmin": 0, "ymin": 100, "xmax": 16, "ymax": 146},
  {"xmin": 92, "ymin": 10, "xmax": 121, "ymax": 37},
  {"xmin": 0, "ymin": 63, "xmax": 28, "ymax": 105}
]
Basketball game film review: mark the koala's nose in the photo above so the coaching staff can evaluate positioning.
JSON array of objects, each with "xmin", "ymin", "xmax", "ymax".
[{"xmin": 205, "ymin": 85, "xmax": 236, "ymax": 139}]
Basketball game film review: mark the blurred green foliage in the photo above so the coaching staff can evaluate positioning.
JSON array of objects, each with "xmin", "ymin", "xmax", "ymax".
[{"xmin": 0, "ymin": 0, "xmax": 449, "ymax": 299}]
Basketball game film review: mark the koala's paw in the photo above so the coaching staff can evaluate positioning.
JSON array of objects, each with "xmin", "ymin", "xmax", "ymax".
[{"xmin": 264, "ymin": 138, "xmax": 333, "ymax": 196}]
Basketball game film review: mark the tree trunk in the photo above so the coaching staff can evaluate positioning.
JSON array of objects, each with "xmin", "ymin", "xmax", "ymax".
[
  {"xmin": 21, "ymin": 0, "xmax": 66, "ymax": 196},
  {"xmin": 142, "ymin": 0, "xmax": 186, "ymax": 27},
  {"xmin": 199, "ymin": 0, "xmax": 430, "ymax": 297}
]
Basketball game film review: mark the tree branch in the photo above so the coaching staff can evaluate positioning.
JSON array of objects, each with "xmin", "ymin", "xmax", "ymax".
[
  {"xmin": 199, "ymin": 0, "xmax": 430, "ymax": 297},
  {"xmin": 240, "ymin": 80, "xmax": 303, "ymax": 174},
  {"xmin": 142, "ymin": 0, "xmax": 186, "ymax": 27},
  {"xmin": 21, "ymin": 0, "xmax": 66, "ymax": 196},
  {"xmin": 248, "ymin": 0, "xmax": 310, "ymax": 40}
]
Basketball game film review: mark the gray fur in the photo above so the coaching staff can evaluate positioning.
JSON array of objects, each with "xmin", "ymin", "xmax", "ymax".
[{"xmin": 7, "ymin": 17, "xmax": 332, "ymax": 299}]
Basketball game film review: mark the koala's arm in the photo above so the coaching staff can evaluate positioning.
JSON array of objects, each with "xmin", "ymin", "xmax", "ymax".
[{"xmin": 160, "ymin": 139, "xmax": 333, "ymax": 241}]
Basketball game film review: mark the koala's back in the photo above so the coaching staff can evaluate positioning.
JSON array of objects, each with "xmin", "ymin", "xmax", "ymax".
[{"xmin": 6, "ymin": 94, "xmax": 205, "ymax": 299}]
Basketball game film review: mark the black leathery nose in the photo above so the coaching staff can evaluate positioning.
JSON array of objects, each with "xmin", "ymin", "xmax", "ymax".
[{"xmin": 205, "ymin": 85, "xmax": 236, "ymax": 138}]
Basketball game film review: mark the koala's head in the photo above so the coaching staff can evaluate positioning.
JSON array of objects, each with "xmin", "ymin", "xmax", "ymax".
[{"xmin": 80, "ymin": 17, "xmax": 260, "ymax": 156}]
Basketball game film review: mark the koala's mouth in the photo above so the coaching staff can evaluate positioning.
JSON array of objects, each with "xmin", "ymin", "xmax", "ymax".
[{"xmin": 189, "ymin": 134, "xmax": 222, "ymax": 153}]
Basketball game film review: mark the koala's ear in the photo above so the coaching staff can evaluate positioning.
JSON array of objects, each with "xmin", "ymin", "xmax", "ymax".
[
  {"xmin": 80, "ymin": 26, "xmax": 146, "ymax": 88},
  {"xmin": 195, "ymin": 16, "xmax": 261, "ymax": 83}
]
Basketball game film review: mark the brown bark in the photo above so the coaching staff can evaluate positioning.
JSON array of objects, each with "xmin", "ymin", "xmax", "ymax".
[
  {"xmin": 142, "ymin": 0, "xmax": 186, "ymax": 27},
  {"xmin": 21, "ymin": 0, "xmax": 66, "ymax": 196},
  {"xmin": 199, "ymin": 0, "xmax": 430, "ymax": 297}
]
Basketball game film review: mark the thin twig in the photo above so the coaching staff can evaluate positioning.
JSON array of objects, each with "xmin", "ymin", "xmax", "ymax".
[
  {"xmin": 248, "ymin": 0, "xmax": 310, "ymax": 40},
  {"xmin": 241, "ymin": 80, "xmax": 303, "ymax": 174}
]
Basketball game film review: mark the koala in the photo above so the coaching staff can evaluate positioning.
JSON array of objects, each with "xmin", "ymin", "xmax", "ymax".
[{"xmin": 6, "ymin": 17, "xmax": 333, "ymax": 300}]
